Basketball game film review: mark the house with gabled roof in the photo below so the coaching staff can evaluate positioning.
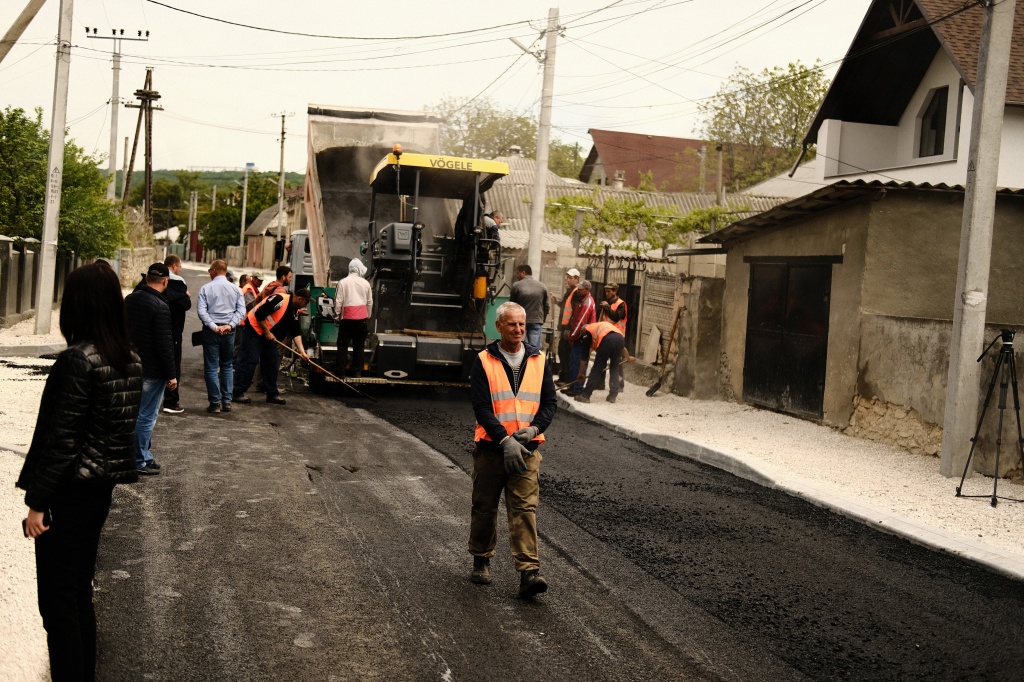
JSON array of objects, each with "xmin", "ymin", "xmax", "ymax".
[
  {"xmin": 695, "ymin": 0, "xmax": 1024, "ymax": 477},
  {"xmin": 579, "ymin": 129, "xmax": 720, "ymax": 192}
]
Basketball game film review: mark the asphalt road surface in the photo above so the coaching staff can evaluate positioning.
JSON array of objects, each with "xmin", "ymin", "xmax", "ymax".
[{"xmin": 93, "ymin": 270, "xmax": 1024, "ymax": 680}]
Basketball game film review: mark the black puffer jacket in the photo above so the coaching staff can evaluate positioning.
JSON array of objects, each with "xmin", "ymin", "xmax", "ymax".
[
  {"xmin": 125, "ymin": 284, "xmax": 175, "ymax": 379},
  {"xmin": 17, "ymin": 342, "xmax": 143, "ymax": 511}
]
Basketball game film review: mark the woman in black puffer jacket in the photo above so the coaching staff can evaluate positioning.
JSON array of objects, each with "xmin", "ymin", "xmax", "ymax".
[{"xmin": 17, "ymin": 261, "xmax": 142, "ymax": 682}]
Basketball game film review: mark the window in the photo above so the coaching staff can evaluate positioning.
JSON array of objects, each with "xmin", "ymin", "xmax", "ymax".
[{"xmin": 919, "ymin": 86, "xmax": 948, "ymax": 157}]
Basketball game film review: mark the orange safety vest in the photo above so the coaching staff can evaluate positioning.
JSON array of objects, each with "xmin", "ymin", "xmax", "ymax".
[
  {"xmin": 473, "ymin": 350, "xmax": 547, "ymax": 444},
  {"xmin": 241, "ymin": 281, "xmax": 258, "ymax": 298},
  {"xmin": 246, "ymin": 293, "xmax": 290, "ymax": 336},
  {"xmin": 599, "ymin": 298, "xmax": 627, "ymax": 335},
  {"xmin": 560, "ymin": 293, "xmax": 574, "ymax": 326},
  {"xmin": 583, "ymin": 320, "xmax": 620, "ymax": 350}
]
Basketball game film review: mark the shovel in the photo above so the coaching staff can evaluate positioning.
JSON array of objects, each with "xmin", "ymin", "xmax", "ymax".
[{"xmin": 646, "ymin": 307, "xmax": 683, "ymax": 397}]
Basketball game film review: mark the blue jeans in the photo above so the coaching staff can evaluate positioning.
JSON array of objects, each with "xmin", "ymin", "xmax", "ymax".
[
  {"xmin": 567, "ymin": 342, "xmax": 585, "ymax": 392},
  {"xmin": 526, "ymin": 323, "xmax": 543, "ymax": 349},
  {"xmin": 202, "ymin": 327, "xmax": 235, "ymax": 405},
  {"xmin": 135, "ymin": 377, "xmax": 164, "ymax": 467}
]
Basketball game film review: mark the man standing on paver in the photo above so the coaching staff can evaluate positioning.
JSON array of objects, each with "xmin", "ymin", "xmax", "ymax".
[
  {"xmin": 508, "ymin": 263, "xmax": 550, "ymax": 350},
  {"xmin": 124, "ymin": 262, "xmax": 177, "ymax": 475},
  {"xmin": 468, "ymin": 301, "xmax": 557, "ymax": 598},
  {"xmin": 197, "ymin": 259, "xmax": 246, "ymax": 413}
]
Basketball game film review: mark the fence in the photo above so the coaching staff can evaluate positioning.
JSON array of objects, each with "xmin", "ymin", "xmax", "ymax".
[{"xmin": 0, "ymin": 237, "xmax": 82, "ymax": 327}]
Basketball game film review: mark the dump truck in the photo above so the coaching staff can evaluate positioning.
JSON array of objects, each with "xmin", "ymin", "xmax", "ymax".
[{"xmin": 302, "ymin": 105, "xmax": 509, "ymax": 389}]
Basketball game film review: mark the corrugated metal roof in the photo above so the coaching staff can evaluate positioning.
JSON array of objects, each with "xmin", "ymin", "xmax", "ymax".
[
  {"xmin": 245, "ymin": 205, "xmax": 281, "ymax": 237},
  {"xmin": 700, "ymin": 179, "xmax": 1024, "ymax": 246}
]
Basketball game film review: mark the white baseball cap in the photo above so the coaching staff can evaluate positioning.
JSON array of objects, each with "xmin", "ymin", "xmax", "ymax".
[{"xmin": 566, "ymin": 268, "xmax": 580, "ymax": 277}]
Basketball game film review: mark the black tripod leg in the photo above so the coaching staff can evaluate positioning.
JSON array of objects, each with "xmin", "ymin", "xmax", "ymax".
[
  {"xmin": 1009, "ymin": 351, "xmax": 1024, "ymax": 474},
  {"xmin": 958, "ymin": 351, "xmax": 1005, "ymax": 496},
  {"xmin": 991, "ymin": 357, "xmax": 1009, "ymax": 507}
]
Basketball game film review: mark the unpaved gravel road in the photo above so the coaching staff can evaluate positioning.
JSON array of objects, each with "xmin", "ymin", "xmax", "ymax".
[{"xmin": 356, "ymin": 388, "xmax": 1024, "ymax": 681}]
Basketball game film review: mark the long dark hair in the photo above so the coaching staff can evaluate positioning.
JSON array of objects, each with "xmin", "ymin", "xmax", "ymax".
[{"xmin": 59, "ymin": 262, "xmax": 134, "ymax": 372}]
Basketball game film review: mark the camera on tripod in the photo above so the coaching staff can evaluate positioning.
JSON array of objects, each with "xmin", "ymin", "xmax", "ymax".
[{"xmin": 1000, "ymin": 329, "xmax": 1016, "ymax": 343}]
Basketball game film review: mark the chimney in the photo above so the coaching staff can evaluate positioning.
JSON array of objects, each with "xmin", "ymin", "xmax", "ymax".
[
  {"xmin": 611, "ymin": 170, "xmax": 625, "ymax": 191},
  {"xmin": 509, "ymin": 145, "xmax": 523, "ymax": 157}
]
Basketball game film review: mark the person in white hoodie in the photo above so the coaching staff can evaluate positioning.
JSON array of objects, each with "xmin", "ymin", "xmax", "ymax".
[{"xmin": 334, "ymin": 259, "xmax": 373, "ymax": 377}]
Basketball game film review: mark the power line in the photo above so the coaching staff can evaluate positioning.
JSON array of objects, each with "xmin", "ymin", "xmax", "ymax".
[{"xmin": 449, "ymin": 54, "xmax": 527, "ymax": 115}]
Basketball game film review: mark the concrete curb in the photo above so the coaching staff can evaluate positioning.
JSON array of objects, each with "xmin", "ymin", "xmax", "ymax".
[
  {"xmin": 557, "ymin": 393, "xmax": 1024, "ymax": 583},
  {"xmin": 0, "ymin": 344, "xmax": 65, "ymax": 358},
  {"xmin": 0, "ymin": 444, "xmax": 27, "ymax": 457}
]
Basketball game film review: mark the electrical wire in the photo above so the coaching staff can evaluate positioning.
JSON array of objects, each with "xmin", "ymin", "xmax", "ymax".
[{"xmin": 448, "ymin": 54, "xmax": 527, "ymax": 116}]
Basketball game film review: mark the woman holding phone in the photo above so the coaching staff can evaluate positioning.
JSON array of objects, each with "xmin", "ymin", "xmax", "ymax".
[{"xmin": 17, "ymin": 261, "xmax": 142, "ymax": 681}]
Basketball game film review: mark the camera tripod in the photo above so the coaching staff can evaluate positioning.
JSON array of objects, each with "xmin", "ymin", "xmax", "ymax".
[{"xmin": 955, "ymin": 329, "xmax": 1024, "ymax": 507}]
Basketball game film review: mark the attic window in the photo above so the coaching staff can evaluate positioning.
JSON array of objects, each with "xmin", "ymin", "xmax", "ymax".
[{"xmin": 919, "ymin": 86, "xmax": 948, "ymax": 157}]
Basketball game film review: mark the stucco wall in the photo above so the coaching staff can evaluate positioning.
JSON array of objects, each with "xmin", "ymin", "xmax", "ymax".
[
  {"xmin": 862, "ymin": 192, "xmax": 1024, "ymax": 323},
  {"xmin": 721, "ymin": 199, "xmax": 870, "ymax": 427}
]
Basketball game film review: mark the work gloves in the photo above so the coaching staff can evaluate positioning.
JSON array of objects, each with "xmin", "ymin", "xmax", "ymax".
[
  {"xmin": 513, "ymin": 426, "xmax": 540, "ymax": 445},
  {"xmin": 502, "ymin": 437, "xmax": 531, "ymax": 475}
]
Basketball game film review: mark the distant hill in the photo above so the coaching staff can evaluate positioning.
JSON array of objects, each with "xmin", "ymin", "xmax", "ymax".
[{"xmin": 111, "ymin": 169, "xmax": 304, "ymax": 194}]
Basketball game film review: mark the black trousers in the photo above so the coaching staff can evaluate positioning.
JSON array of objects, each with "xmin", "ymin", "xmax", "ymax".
[
  {"xmin": 583, "ymin": 333, "xmax": 625, "ymax": 398},
  {"xmin": 35, "ymin": 481, "xmax": 115, "ymax": 682},
  {"xmin": 163, "ymin": 333, "xmax": 182, "ymax": 405},
  {"xmin": 336, "ymin": 319, "xmax": 368, "ymax": 377}
]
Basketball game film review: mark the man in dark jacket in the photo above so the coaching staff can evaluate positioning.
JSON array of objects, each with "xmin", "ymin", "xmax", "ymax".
[
  {"xmin": 162, "ymin": 254, "xmax": 190, "ymax": 412},
  {"xmin": 468, "ymin": 301, "xmax": 557, "ymax": 598},
  {"xmin": 124, "ymin": 262, "xmax": 177, "ymax": 475},
  {"xmin": 508, "ymin": 264, "xmax": 549, "ymax": 350}
]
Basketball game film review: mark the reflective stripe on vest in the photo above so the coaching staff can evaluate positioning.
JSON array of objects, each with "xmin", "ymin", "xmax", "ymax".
[
  {"xmin": 474, "ymin": 350, "xmax": 547, "ymax": 443},
  {"xmin": 599, "ymin": 298, "xmax": 627, "ymax": 335},
  {"xmin": 583, "ymin": 320, "xmax": 620, "ymax": 350},
  {"xmin": 246, "ymin": 294, "xmax": 290, "ymax": 336},
  {"xmin": 560, "ymin": 293, "xmax": 574, "ymax": 326}
]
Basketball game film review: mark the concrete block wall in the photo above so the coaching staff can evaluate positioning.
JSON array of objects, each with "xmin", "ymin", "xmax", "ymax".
[
  {"xmin": 117, "ymin": 247, "xmax": 157, "ymax": 288},
  {"xmin": 0, "ymin": 238, "xmax": 80, "ymax": 328}
]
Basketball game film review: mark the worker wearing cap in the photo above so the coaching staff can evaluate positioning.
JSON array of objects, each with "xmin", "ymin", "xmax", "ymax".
[
  {"xmin": 574, "ymin": 320, "xmax": 625, "ymax": 404},
  {"xmin": 234, "ymin": 288, "xmax": 311, "ymax": 406},
  {"xmin": 469, "ymin": 301, "xmax": 557, "ymax": 598},
  {"xmin": 598, "ymin": 282, "xmax": 628, "ymax": 394},
  {"xmin": 555, "ymin": 268, "xmax": 580, "ymax": 381},
  {"xmin": 240, "ymin": 273, "xmax": 263, "ymax": 311}
]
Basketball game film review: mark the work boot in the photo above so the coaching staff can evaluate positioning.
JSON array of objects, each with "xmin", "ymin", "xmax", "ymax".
[
  {"xmin": 233, "ymin": 393, "xmax": 252, "ymax": 404},
  {"xmin": 518, "ymin": 570, "xmax": 548, "ymax": 598},
  {"xmin": 470, "ymin": 557, "xmax": 492, "ymax": 585},
  {"xmin": 574, "ymin": 394, "xmax": 591, "ymax": 403},
  {"xmin": 606, "ymin": 394, "xmax": 617, "ymax": 403}
]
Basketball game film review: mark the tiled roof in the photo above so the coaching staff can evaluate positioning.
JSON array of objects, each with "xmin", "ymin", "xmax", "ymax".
[
  {"xmin": 918, "ymin": 0, "xmax": 1024, "ymax": 105},
  {"xmin": 579, "ymin": 129, "xmax": 714, "ymax": 191}
]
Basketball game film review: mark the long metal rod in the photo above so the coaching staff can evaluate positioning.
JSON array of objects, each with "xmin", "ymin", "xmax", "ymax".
[{"xmin": 270, "ymin": 336, "xmax": 377, "ymax": 402}]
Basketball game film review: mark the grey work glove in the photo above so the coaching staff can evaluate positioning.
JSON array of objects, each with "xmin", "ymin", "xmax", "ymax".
[
  {"xmin": 502, "ymin": 437, "xmax": 531, "ymax": 475},
  {"xmin": 513, "ymin": 426, "xmax": 540, "ymax": 445}
]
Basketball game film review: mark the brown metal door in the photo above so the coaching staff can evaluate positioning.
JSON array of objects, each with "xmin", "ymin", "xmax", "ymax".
[{"xmin": 743, "ymin": 261, "xmax": 832, "ymax": 419}]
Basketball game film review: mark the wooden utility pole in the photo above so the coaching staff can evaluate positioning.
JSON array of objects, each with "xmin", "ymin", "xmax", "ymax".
[
  {"xmin": 274, "ymin": 112, "xmax": 292, "ymax": 259},
  {"xmin": 940, "ymin": 0, "xmax": 1018, "ymax": 477},
  {"xmin": 0, "ymin": 0, "xmax": 47, "ymax": 66},
  {"xmin": 124, "ymin": 68, "xmax": 162, "ymax": 225}
]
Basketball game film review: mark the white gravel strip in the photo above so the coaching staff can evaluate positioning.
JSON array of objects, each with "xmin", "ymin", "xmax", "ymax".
[
  {"xmin": 0, "ymin": 313, "xmax": 64, "ymax": 348},
  {"xmin": 572, "ymin": 381, "xmax": 1024, "ymax": 561},
  {"xmin": 0, "ymin": 358, "xmax": 50, "ymax": 682}
]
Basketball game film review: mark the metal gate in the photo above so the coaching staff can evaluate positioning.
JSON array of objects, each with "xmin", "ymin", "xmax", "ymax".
[
  {"xmin": 742, "ymin": 257, "xmax": 837, "ymax": 420},
  {"xmin": 585, "ymin": 252, "xmax": 647, "ymax": 353}
]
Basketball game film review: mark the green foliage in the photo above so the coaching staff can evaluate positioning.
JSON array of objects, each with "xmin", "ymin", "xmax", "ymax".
[
  {"xmin": 545, "ymin": 191, "xmax": 745, "ymax": 257},
  {"xmin": 698, "ymin": 60, "xmax": 829, "ymax": 190},
  {"xmin": 433, "ymin": 97, "xmax": 584, "ymax": 178},
  {"xmin": 201, "ymin": 205, "xmax": 244, "ymax": 252},
  {"xmin": 0, "ymin": 106, "xmax": 126, "ymax": 257}
]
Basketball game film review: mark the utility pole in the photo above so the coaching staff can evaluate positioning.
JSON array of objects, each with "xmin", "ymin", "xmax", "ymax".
[
  {"xmin": 274, "ymin": 112, "xmax": 292, "ymax": 261},
  {"xmin": 211, "ymin": 185, "xmax": 217, "ymax": 210},
  {"xmin": 33, "ymin": 0, "xmax": 73, "ymax": 335},
  {"xmin": 239, "ymin": 162, "xmax": 253, "ymax": 249},
  {"xmin": 0, "ymin": 0, "xmax": 47, "ymax": 66},
  {"xmin": 940, "ymin": 0, "xmax": 1018, "ymax": 478},
  {"xmin": 513, "ymin": 8, "xmax": 559, "ymax": 275},
  {"xmin": 121, "ymin": 135, "xmax": 129, "ymax": 199},
  {"xmin": 85, "ymin": 28, "xmax": 148, "ymax": 200},
  {"xmin": 187, "ymin": 190, "xmax": 197, "ymax": 260},
  {"xmin": 124, "ymin": 68, "xmax": 161, "ymax": 226}
]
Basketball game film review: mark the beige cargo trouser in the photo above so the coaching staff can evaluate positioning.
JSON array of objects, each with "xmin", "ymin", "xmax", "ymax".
[{"xmin": 468, "ymin": 444, "xmax": 542, "ymax": 572}]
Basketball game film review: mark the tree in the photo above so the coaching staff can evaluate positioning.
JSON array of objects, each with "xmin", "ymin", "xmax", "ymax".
[
  {"xmin": 698, "ymin": 60, "xmax": 830, "ymax": 190},
  {"xmin": 545, "ymin": 189, "xmax": 745, "ymax": 258},
  {"xmin": 0, "ymin": 107, "xmax": 125, "ymax": 257},
  {"xmin": 198, "ymin": 172, "xmax": 281, "ymax": 252},
  {"xmin": 433, "ymin": 96, "xmax": 584, "ymax": 178}
]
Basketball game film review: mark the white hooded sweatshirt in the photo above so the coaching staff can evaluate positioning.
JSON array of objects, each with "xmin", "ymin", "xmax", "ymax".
[{"xmin": 334, "ymin": 259, "xmax": 373, "ymax": 321}]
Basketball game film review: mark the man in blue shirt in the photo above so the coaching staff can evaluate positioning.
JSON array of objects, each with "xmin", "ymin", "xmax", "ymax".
[{"xmin": 197, "ymin": 259, "xmax": 246, "ymax": 413}]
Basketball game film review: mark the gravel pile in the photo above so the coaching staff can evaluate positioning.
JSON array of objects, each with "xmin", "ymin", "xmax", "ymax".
[{"xmin": 574, "ymin": 381, "xmax": 1024, "ymax": 558}]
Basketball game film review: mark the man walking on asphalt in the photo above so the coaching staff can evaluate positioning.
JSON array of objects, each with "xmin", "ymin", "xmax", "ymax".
[
  {"xmin": 509, "ymin": 263, "xmax": 549, "ymax": 350},
  {"xmin": 197, "ymin": 259, "xmax": 246, "ymax": 414},
  {"xmin": 469, "ymin": 301, "xmax": 557, "ymax": 598},
  {"xmin": 573, "ymin": 320, "xmax": 626, "ymax": 404},
  {"xmin": 555, "ymin": 267, "xmax": 580, "ymax": 381},
  {"xmin": 125, "ymin": 262, "xmax": 177, "ymax": 475},
  {"xmin": 161, "ymin": 254, "xmax": 191, "ymax": 414},
  {"xmin": 234, "ymin": 288, "xmax": 311, "ymax": 406}
]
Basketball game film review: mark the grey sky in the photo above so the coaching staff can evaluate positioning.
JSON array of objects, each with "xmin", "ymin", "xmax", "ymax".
[{"xmin": 0, "ymin": 0, "xmax": 873, "ymax": 174}]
